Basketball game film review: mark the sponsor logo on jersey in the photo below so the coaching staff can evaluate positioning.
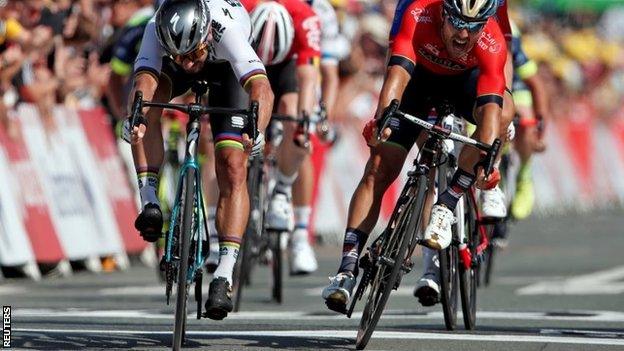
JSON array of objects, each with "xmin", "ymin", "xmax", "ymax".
[
  {"xmin": 418, "ymin": 48, "xmax": 465, "ymax": 70},
  {"xmin": 211, "ymin": 20, "xmax": 226, "ymax": 43},
  {"xmin": 411, "ymin": 8, "xmax": 432, "ymax": 23},
  {"xmin": 478, "ymin": 31, "xmax": 501, "ymax": 54},
  {"xmin": 231, "ymin": 116, "xmax": 245, "ymax": 128}
]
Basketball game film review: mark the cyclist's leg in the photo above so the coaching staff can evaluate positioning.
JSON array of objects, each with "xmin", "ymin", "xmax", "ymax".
[
  {"xmin": 199, "ymin": 122, "xmax": 221, "ymax": 270},
  {"xmin": 511, "ymin": 89, "xmax": 537, "ymax": 219},
  {"xmin": 322, "ymin": 106, "xmax": 420, "ymax": 307},
  {"xmin": 204, "ymin": 62, "xmax": 250, "ymax": 320},
  {"xmin": 132, "ymin": 73, "xmax": 173, "ymax": 242},
  {"xmin": 267, "ymin": 60, "xmax": 304, "ymax": 232},
  {"xmin": 291, "ymin": 155, "xmax": 317, "ymax": 274}
]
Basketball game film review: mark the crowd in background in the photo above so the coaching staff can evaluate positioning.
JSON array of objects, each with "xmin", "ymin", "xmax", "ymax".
[{"xmin": 0, "ymin": 0, "xmax": 623, "ymax": 139}]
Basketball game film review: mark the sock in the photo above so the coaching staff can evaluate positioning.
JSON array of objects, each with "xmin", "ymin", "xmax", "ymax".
[
  {"xmin": 274, "ymin": 170, "xmax": 298, "ymax": 197},
  {"xmin": 207, "ymin": 206, "xmax": 220, "ymax": 257},
  {"xmin": 137, "ymin": 167, "xmax": 160, "ymax": 208},
  {"xmin": 422, "ymin": 247, "xmax": 440, "ymax": 277},
  {"xmin": 437, "ymin": 168, "xmax": 475, "ymax": 211},
  {"xmin": 294, "ymin": 206, "xmax": 311, "ymax": 231},
  {"xmin": 213, "ymin": 235, "xmax": 241, "ymax": 286},
  {"xmin": 338, "ymin": 228, "xmax": 369, "ymax": 275}
]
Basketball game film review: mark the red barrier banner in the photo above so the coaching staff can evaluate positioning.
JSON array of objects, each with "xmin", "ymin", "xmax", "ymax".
[{"xmin": 0, "ymin": 118, "xmax": 65, "ymax": 264}]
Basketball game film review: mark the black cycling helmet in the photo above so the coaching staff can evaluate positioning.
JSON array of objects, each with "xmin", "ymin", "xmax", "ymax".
[
  {"xmin": 155, "ymin": 0, "xmax": 211, "ymax": 56},
  {"xmin": 443, "ymin": 0, "xmax": 498, "ymax": 22}
]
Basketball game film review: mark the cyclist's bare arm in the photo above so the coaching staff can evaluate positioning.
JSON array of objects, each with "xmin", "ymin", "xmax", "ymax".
[
  {"xmin": 320, "ymin": 63, "xmax": 339, "ymax": 118},
  {"xmin": 523, "ymin": 73, "xmax": 549, "ymax": 123},
  {"xmin": 244, "ymin": 75, "xmax": 274, "ymax": 133},
  {"xmin": 375, "ymin": 65, "xmax": 411, "ymax": 119},
  {"xmin": 296, "ymin": 64, "xmax": 319, "ymax": 119}
]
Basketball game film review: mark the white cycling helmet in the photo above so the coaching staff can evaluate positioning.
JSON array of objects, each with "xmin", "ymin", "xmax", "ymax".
[
  {"xmin": 249, "ymin": 1, "xmax": 295, "ymax": 66},
  {"xmin": 443, "ymin": 0, "xmax": 498, "ymax": 22}
]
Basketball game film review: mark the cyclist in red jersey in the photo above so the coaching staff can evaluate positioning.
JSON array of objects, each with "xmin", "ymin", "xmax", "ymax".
[
  {"xmin": 322, "ymin": 0, "xmax": 513, "ymax": 312},
  {"xmin": 242, "ymin": 0, "xmax": 323, "ymax": 273}
]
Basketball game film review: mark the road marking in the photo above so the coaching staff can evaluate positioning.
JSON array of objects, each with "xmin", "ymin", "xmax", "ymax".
[
  {"xmin": 13, "ymin": 328, "xmax": 624, "ymax": 346},
  {"xmin": 541, "ymin": 329, "xmax": 624, "ymax": 338},
  {"xmin": 0, "ymin": 286, "xmax": 25, "ymax": 295},
  {"xmin": 517, "ymin": 265, "xmax": 624, "ymax": 295},
  {"xmin": 14, "ymin": 308, "xmax": 624, "ymax": 322},
  {"xmin": 98, "ymin": 285, "xmax": 163, "ymax": 296}
]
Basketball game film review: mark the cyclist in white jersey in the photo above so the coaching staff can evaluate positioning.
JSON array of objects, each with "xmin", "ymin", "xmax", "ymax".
[{"xmin": 123, "ymin": 0, "xmax": 274, "ymax": 321}]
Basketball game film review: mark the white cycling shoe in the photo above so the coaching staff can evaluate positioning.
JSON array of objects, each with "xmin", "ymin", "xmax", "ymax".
[
  {"xmin": 265, "ymin": 192, "xmax": 294, "ymax": 232},
  {"xmin": 322, "ymin": 272, "xmax": 356, "ymax": 311},
  {"xmin": 422, "ymin": 204, "xmax": 454, "ymax": 250},
  {"xmin": 481, "ymin": 186, "xmax": 507, "ymax": 218},
  {"xmin": 289, "ymin": 229, "xmax": 318, "ymax": 275},
  {"xmin": 413, "ymin": 274, "xmax": 441, "ymax": 307}
]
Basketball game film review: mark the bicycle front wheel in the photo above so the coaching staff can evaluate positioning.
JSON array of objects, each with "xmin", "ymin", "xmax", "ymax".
[
  {"xmin": 459, "ymin": 191, "xmax": 479, "ymax": 330},
  {"xmin": 356, "ymin": 174, "xmax": 428, "ymax": 350},
  {"xmin": 172, "ymin": 167, "xmax": 195, "ymax": 351},
  {"xmin": 270, "ymin": 230, "xmax": 283, "ymax": 303},
  {"xmin": 438, "ymin": 163, "xmax": 458, "ymax": 330}
]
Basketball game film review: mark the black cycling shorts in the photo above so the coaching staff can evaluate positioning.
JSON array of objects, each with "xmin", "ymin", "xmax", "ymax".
[
  {"xmin": 266, "ymin": 59, "xmax": 298, "ymax": 103},
  {"xmin": 161, "ymin": 59, "xmax": 249, "ymax": 151},
  {"xmin": 385, "ymin": 66, "xmax": 479, "ymax": 150}
]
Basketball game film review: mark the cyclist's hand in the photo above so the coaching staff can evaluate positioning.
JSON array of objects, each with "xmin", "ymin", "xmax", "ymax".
[
  {"xmin": 122, "ymin": 115, "xmax": 147, "ymax": 144},
  {"xmin": 362, "ymin": 118, "xmax": 391, "ymax": 147},
  {"xmin": 243, "ymin": 132, "xmax": 265, "ymax": 156},
  {"xmin": 293, "ymin": 122, "xmax": 311, "ymax": 149},
  {"xmin": 317, "ymin": 119, "xmax": 339, "ymax": 146}
]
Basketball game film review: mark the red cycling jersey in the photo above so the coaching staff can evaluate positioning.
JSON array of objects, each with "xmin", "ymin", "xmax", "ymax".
[
  {"xmin": 390, "ymin": 0, "xmax": 507, "ymax": 99},
  {"xmin": 241, "ymin": 0, "xmax": 321, "ymax": 66}
]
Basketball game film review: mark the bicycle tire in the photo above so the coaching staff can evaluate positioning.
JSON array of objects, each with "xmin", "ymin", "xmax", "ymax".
[
  {"xmin": 459, "ymin": 191, "xmax": 478, "ymax": 330},
  {"xmin": 356, "ymin": 174, "xmax": 428, "ymax": 350},
  {"xmin": 172, "ymin": 168, "xmax": 195, "ymax": 351},
  {"xmin": 438, "ymin": 163, "xmax": 458, "ymax": 331},
  {"xmin": 271, "ymin": 230, "xmax": 283, "ymax": 303}
]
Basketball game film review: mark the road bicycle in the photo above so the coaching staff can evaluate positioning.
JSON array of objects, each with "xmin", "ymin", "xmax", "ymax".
[
  {"xmin": 344, "ymin": 99, "xmax": 500, "ymax": 349},
  {"xmin": 129, "ymin": 82, "xmax": 258, "ymax": 350}
]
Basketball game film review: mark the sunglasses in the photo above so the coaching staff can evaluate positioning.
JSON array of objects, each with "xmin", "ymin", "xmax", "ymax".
[
  {"xmin": 174, "ymin": 43, "xmax": 208, "ymax": 65},
  {"xmin": 443, "ymin": 10, "xmax": 487, "ymax": 33}
]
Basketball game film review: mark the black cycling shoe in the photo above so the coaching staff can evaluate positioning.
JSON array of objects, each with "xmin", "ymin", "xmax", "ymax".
[
  {"xmin": 134, "ymin": 203, "xmax": 163, "ymax": 242},
  {"xmin": 203, "ymin": 277, "xmax": 233, "ymax": 320},
  {"xmin": 414, "ymin": 285, "xmax": 440, "ymax": 307}
]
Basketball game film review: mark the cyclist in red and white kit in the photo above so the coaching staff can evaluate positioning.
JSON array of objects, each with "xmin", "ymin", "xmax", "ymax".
[
  {"xmin": 242, "ymin": 0, "xmax": 322, "ymax": 274},
  {"xmin": 322, "ymin": 0, "xmax": 513, "ymax": 312}
]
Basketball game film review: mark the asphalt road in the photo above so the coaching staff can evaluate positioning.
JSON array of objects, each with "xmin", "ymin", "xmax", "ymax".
[{"xmin": 2, "ymin": 210, "xmax": 624, "ymax": 350}]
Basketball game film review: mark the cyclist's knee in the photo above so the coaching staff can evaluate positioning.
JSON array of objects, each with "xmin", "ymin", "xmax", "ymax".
[
  {"xmin": 363, "ymin": 151, "xmax": 403, "ymax": 191},
  {"xmin": 215, "ymin": 149, "xmax": 247, "ymax": 191}
]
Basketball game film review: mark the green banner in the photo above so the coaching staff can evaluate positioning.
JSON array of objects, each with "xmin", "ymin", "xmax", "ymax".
[{"xmin": 526, "ymin": 0, "xmax": 624, "ymax": 11}]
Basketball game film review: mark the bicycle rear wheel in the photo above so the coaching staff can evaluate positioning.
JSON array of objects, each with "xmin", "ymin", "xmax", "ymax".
[
  {"xmin": 270, "ymin": 230, "xmax": 283, "ymax": 303},
  {"xmin": 459, "ymin": 191, "xmax": 478, "ymax": 330},
  {"xmin": 356, "ymin": 174, "xmax": 427, "ymax": 350},
  {"xmin": 172, "ymin": 168, "xmax": 195, "ymax": 351},
  {"xmin": 438, "ymin": 163, "xmax": 458, "ymax": 330}
]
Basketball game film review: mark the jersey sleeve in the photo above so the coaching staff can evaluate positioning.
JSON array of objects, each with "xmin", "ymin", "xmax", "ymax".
[
  {"xmin": 111, "ymin": 25, "xmax": 145, "ymax": 76},
  {"xmin": 133, "ymin": 20, "xmax": 165, "ymax": 79},
  {"xmin": 495, "ymin": 1, "xmax": 512, "ymax": 42},
  {"xmin": 213, "ymin": 18, "xmax": 267, "ymax": 88},
  {"xmin": 314, "ymin": 0, "xmax": 342, "ymax": 64},
  {"xmin": 292, "ymin": 6, "xmax": 321, "ymax": 66},
  {"xmin": 475, "ymin": 26, "xmax": 507, "ymax": 107},
  {"xmin": 388, "ymin": 2, "xmax": 419, "ymax": 74},
  {"xmin": 512, "ymin": 37, "xmax": 537, "ymax": 80}
]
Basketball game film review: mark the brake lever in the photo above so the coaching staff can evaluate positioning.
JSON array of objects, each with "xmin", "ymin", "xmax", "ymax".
[
  {"xmin": 479, "ymin": 138, "xmax": 501, "ymax": 177},
  {"xmin": 376, "ymin": 99, "xmax": 400, "ymax": 141},
  {"xmin": 130, "ymin": 90, "xmax": 144, "ymax": 128},
  {"xmin": 247, "ymin": 100, "xmax": 259, "ymax": 141}
]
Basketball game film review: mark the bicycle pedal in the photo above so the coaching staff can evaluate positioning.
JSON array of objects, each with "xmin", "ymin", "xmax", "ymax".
[{"xmin": 325, "ymin": 300, "xmax": 347, "ymax": 315}]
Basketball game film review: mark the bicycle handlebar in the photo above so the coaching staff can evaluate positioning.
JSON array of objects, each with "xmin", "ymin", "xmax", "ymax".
[
  {"xmin": 378, "ymin": 99, "xmax": 502, "ymax": 176},
  {"xmin": 129, "ymin": 90, "xmax": 259, "ymax": 139}
]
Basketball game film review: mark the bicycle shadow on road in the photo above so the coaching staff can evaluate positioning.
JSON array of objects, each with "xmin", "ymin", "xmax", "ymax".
[{"xmin": 12, "ymin": 331, "xmax": 353, "ymax": 350}]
